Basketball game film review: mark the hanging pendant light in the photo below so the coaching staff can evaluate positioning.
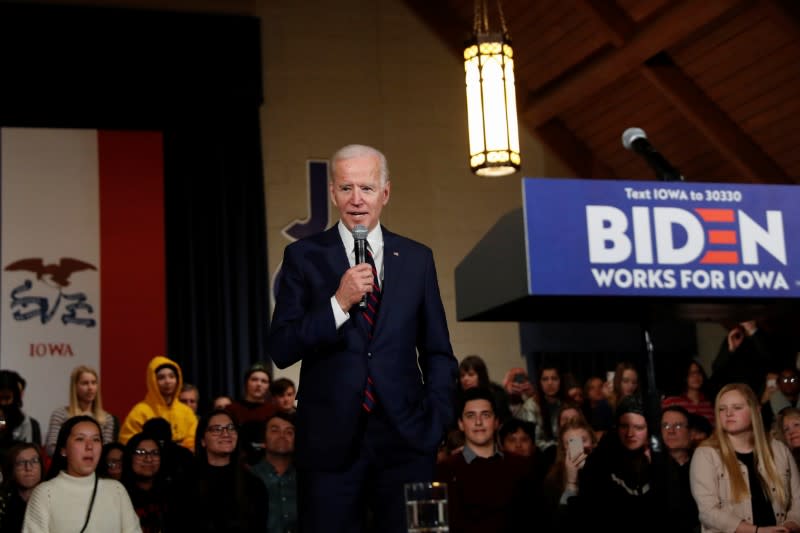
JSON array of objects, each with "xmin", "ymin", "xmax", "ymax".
[{"xmin": 464, "ymin": 0, "xmax": 520, "ymax": 177}]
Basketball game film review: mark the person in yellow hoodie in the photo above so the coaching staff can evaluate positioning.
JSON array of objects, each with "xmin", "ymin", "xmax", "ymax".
[{"xmin": 118, "ymin": 356, "xmax": 198, "ymax": 452}]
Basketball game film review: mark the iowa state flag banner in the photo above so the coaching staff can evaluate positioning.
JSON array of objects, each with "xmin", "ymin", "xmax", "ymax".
[{"xmin": 0, "ymin": 128, "xmax": 166, "ymax": 428}]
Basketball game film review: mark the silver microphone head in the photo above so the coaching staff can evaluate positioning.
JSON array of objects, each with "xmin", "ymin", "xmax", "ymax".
[
  {"xmin": 622, "ymin": 127, "xmax": 647, "ymax": 151},
  {"xmin": 352, "ymin": 224, "xmax": 368, "ymax": 241}
]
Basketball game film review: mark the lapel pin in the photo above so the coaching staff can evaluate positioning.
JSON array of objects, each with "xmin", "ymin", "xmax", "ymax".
[{"xmin": 393, "ymin": 251, "xmax": 399, "ymax": 256}]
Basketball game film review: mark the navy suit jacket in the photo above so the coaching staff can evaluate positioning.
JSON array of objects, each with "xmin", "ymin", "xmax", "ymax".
[{"xmin": 268, "ymin": 225, "xmax": 457, "ymax": 471}]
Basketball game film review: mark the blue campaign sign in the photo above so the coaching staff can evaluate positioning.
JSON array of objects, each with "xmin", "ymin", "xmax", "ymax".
[{"xmin": 522, "ymin": 177, "xmax": 800, "ymax": 298}]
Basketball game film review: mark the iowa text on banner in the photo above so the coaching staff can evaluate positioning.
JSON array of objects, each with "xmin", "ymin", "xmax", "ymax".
[{"xmin": 0, "ymin": 128, "xmax": 165, "ymax": 429}]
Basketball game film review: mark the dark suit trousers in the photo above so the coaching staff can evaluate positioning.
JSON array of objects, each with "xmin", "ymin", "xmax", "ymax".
[{"xmin": 297, "ymin": 402, "xmax": 436, "ymax": 533}]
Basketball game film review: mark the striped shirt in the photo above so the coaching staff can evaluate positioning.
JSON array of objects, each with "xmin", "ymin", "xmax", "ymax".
[
  {"xmin": 661, "ymin": 394, "xmax": 715, "ymax": 427},
  {"xmin": 44, "ymin": 406, "xmax": 116, "ymax": 457}
]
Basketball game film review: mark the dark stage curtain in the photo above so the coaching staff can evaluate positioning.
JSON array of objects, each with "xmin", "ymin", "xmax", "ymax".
[
  {"xmin": 0, "ymin": 3, "xmax": 268, "ymax": 409},
  {"xmin": 163, "ymin": 110, "xmax": 269, "ymax": 408}
]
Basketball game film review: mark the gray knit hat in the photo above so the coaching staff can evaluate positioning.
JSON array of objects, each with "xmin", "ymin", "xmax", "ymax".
[{"xmin": 615, "ymin": 394, "xmax": 645, "ymax": 420}]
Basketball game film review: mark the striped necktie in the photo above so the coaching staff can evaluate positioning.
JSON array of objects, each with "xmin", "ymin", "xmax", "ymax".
[
  {"xmin": 361, "ymin": 247, "xmax": 381, "ymax": 412},
  {"xmin": 361, "ymin": 247, "xmax": 381, "ymax": 336}
]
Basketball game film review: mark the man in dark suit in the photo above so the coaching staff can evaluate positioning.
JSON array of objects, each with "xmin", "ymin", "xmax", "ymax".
[{"xmin": 268, "ymin": 144, "xmax": 457, "ymax": 533}]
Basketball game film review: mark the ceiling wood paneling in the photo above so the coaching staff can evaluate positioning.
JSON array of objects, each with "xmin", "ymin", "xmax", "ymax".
[{"xmin": 404, "ymin": 0, "xmax": 800, "ymax": 184}]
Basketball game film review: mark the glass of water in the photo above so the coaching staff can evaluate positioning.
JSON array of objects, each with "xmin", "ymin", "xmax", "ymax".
[{"xmin": 404, "ymin": 481, "xmax": 448, "ymax": 532}]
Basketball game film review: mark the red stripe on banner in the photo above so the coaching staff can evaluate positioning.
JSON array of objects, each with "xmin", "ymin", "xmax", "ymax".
[
  {"xmin": 700, "ymin": 250, "xmax": 739, "ymax": 264},
  {"xmin": 708, "ymin": 230, "xmax": 737, "ymax": 244},
  {"xmin": 98, "ymin": 131, "xmax": 166, "ymax": 421},
  {"xmin": 694, "ymin": 208, "xmax": 735, "ymax": 222}
]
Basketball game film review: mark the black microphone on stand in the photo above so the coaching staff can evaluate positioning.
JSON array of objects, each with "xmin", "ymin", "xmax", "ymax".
[
  {"xmin": 352, "ymin": 224, "xmax": 368, "ymax": 309},
  {"xmin": 622, "ymin": 127, "xmax": 684, "ymax": 182}
]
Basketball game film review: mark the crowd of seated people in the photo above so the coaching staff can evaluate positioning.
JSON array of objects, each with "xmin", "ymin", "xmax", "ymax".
[
  {"xmin": 0, "ymin": 358, "xmax": 298, "ymax": 533},
  {"xmin": 437, "ymin": 321, "xmax": 800, "ymax": 533},
  {"xmin": 0, "ymin": 319, "xmax": 798, "ymax": 532}
]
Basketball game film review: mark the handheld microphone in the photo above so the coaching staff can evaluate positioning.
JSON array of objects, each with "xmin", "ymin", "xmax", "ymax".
[
  {"xmin": 622, "ymin": 127, "xmax": 684, "ymax": 182},
  {"xmin": 352, "ymin": 224, "xmax": 368, "ymax": 309}
]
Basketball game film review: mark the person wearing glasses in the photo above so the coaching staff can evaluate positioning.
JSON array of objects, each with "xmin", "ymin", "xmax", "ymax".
[
  {"xmin": 651, "ymin": 405, "xmax": 700, "ymax": 533},
  {"xmin": 140, "ymin": 418, "xmax": 194, "ymax": 490},
  {"xmin": 0, "ymin": 443, "xmax": 44, "ymax": 533},
  {"xmin": 775, "ymin": 407, "xmax": 800, "ymax": 469},
  {"xmin": 690, "ymin": 383, "xmax": 800, "ymax": 533},
  {"xmin": 97, "ymin": 442, "xmax": 125, "ymax": 481},
  {"xmin": 121, "ymin": 433, "xmax": 166, "ymax": 533},
  {"xmin": 168, "ymin": 409, "xmax": 267, "ymax": 533},
  {"xmin": 762, "ymin": 367, "xmax": 800, "ymax": 433}
]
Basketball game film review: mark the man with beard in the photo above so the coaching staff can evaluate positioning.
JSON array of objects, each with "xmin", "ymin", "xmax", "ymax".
[{"xmin": 252, "ymin": 412, "xmax": 298, "ymax": 533}]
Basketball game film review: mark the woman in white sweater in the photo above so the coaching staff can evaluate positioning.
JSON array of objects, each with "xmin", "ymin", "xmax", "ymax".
[
  {"xmin": 22, "ymin": 415, "xmax": 140, "ymax": 533},
  {"xmin": 690, "ymin": 383, "xmax": 800, "ymax": 533}
]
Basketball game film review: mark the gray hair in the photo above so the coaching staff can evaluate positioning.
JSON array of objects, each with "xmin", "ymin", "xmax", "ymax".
[{"xmin": 329, "ymin": 144, "xmax": 390, "ymax": 186}]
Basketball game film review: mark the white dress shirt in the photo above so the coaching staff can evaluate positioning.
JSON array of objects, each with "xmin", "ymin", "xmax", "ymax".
[{"xmin": 330, "ymin": 221, "xmax": 384, "ymax": 329}]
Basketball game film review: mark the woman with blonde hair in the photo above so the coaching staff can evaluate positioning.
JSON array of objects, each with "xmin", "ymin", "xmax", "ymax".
[
  {"xmin": 44, "ymin": 366, "xmax": 116, "ymax": 457},
  {"xmin": 775, "ymin": 407, "xmax": 800, "ymax": 469},
  {"xmin": 690, "ymin": 383, "xmax": 800, "ymax": 533}
]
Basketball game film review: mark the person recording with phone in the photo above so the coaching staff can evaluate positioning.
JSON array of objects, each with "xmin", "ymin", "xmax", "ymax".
[
  {"xmin": 501, "ymin": 368, "xmax": 539, "ymax": 427},
  {"xmin": 537, "ymin": 417, "xmax": 597, "ymax": 533}
]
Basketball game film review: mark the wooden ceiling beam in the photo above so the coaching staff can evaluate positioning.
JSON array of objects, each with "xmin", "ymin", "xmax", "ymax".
[
  {"xmin": 574, "ymin": 0, "xmax": 636, "ymax": 48},
  {"xmin": 535, "ymin": 118, "xmax": 617, "ymax": 179},
  {"xmin": 640, "ymin": 54, "xmax": 791, "ymax": 184},
  {"xmin": 760, "ymin": 0, "xmax": 800, "ymax": 37},
  {"xmin": 522, "ymin": 1, "xmax": 743, "ymax": 128}
]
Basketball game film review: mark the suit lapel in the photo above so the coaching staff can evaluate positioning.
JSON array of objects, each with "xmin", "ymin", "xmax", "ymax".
[
  {"xmin": 322, "ymin": 225, "xmax": 350, "ymax": 279},
  {"xmin": 374, "ymin": 226, "xmax": 401, "ymax": 338}
]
